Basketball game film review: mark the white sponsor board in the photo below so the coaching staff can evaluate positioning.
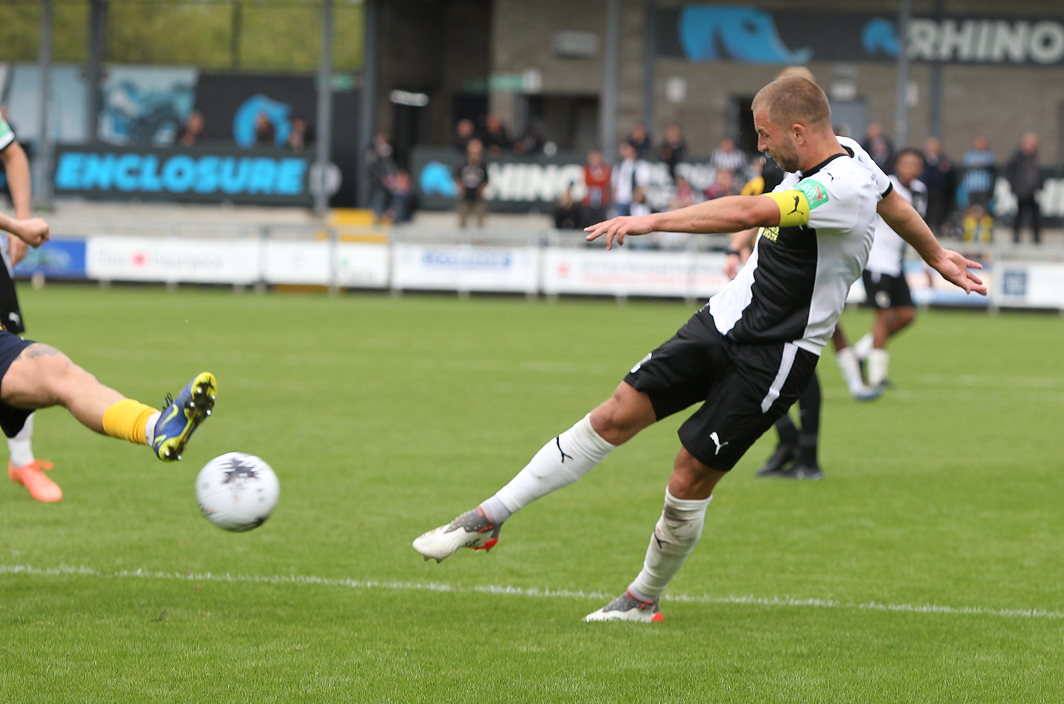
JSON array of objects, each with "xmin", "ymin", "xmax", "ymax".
[
  {"xmin": 391, "ymin": 244, "xmax": 539, "ymax": 292},
  {"xmin": 86, "ymin": 236, "xmax": 260, "ymax": 283},
  {"xmin": 543, "ymin": 248, "xmax": 729, "ymax": 298},
  {"xmin": 335, "ymin": 243, "xmax": 389, "ymax": 288},
  {"xmin": 998, "ymin": 262, "xmax": 1064, "ymax": 308},
  {"xmin": 262, "ymin": 240, "xmax": 331, "ymax": 285}
]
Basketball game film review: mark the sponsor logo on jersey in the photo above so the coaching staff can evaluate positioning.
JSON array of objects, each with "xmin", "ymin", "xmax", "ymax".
[
  {"xmin": 797, "ymin": 179, "xmax": 829, "ymax": 210},
  {"xmin": 757, "ymin": 226, "xmax": 779, "ymax": 243}
]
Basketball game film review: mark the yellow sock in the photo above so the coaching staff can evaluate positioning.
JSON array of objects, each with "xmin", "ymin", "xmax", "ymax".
[{"xmin": 102, "ymin": 399, "xmax": 157, "ymax": 446}]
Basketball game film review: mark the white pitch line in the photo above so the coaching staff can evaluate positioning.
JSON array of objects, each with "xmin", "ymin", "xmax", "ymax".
[{"xmin": 2, "ymin": 564, "xmax": 1062, "ymax": 621}]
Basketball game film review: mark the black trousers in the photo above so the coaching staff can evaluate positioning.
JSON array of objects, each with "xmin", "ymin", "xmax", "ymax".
[{"xmin": 1013, "ymin": 198, "xmax": 1041, "ymax": 244}]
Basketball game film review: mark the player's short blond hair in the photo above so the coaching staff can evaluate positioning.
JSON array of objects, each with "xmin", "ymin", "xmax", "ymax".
[
  {"xmin": 751, "ymin": 76, "xmax": 831, "ymax": 130},
  {"xmin": 775, "ymin": 66, "xmax": 815, "ymax": 82}
]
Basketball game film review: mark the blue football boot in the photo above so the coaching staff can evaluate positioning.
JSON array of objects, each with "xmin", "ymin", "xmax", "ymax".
[{"xmin": 153, "ymin": 372, "xmax": 217, "ymax": 461}]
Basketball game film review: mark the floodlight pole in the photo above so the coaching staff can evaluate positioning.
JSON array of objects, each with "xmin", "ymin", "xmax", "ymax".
[
  {"xmin": 641, "ymin": 0, "xmax": 656, "ymax": 136},
  {"xmin": 928, "ymin": 0, "xmax": 944, "ymax": 138},
  {"xmin": 314, "ymin": 0, "xmax": 334, "ymax": 215},
  {"xmin": 601, "ymin": 0, "xmax": 621, "ymax": 163},
  {"xmin": 35, "ymin": 0, "xmax": 54, "ymax": 209},
  {"xmin": 357, "ymin": 0, "xmax": 379, "ymax": 209},
  {"xmin": 894, "ymin": 0, "xmax": 911, "ymax": 149},
  {"xmin": 86, "ymin": 0, "xmax": 107, "ymax": 142}
]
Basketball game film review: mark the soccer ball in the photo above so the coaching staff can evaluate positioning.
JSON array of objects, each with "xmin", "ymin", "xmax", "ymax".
[{"xmin": 195, "ymin": 453, "xmax": 279, "ymax": 532}]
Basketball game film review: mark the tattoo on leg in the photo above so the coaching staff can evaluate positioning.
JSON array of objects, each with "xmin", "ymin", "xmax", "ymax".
[{"xmin": 20, "ymin": 344, "xmax": 63, "ymax": 360}]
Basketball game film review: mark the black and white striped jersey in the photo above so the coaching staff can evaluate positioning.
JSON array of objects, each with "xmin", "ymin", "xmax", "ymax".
[{"xmin": 709, "ymin": 136, "xmax": 892, "ymax": 355}]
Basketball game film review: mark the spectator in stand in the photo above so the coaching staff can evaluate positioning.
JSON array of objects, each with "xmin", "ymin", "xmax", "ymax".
[
  {"xmin": 862, "ymin": 123, "xmax": 894, "ymax": 173},
  {"xmin": 454, "ymin": 139, "xmax": 489, "ymax": 228},
  {"xmin": 287, "ymin": 116, "xmax": 314, "ymax": 151},
  {"xmin": 659, "ymin": 124, "xmax": 687, "ymax": 181},
  {"xmin": 483, "ymin": 114, "xmax": 511, "ymax": 157},
  {"xmin": 513, "ymin": 127, "xmax": 543, "ymax": 156},
  {"xmin": 582, "ymin": 149, "xmax": 611, "ymax": 228},
  {"xmin": 740, "ymin": 158, "xmax": 765, "ymax": 196},
  {"xmin": 921, "ymin": 137, "xmax": 955, "ymax": 238},
  {"xmin": 709, "ymin": 138, "xmax": 749, "ymax": 177},
  {"xmin": 174, "ymin": 110, "xmax": 204, "ymax": 146},
  {"xmin": 254, "ymin": 111, "xmax": 276, "ymax": 147},
  {"xmin": 453, "ymin": 118, "xmax": 476, "ymax": 153},
  {"xmin": 611, "ymin": 141, "xmax": 651, "ymax": 217},
  {"xmin": 626, "ymin": 185, "xmax": 656, "ymax": 250},
  {"xmin": 669, "ymin": 175, "xmax": 703, "ymax": 210},
  {"xmin": 1005, "ymin": 132, "xmax": 1044, "ymax": 244},
  {"xmin": 367, "ymin": 131, "xmax": 399, "ymax": 223},
  {"xmin": 960, "ymin": 135, "xmax": 996, "ymax": 243},
  {"xmin": 704, "ymin": 169, "xmax": 739, "ymax": 200},
  {"xmin": 553, "ymin": 184, "xmax": 580, "ymax": 230},
  {"xmin": 386, "ymin": 169, "xmax": 415, "ymax": 224},
  {"xmin": 626, "ymin": 123, "xmax": 653, "ymax": 159}
]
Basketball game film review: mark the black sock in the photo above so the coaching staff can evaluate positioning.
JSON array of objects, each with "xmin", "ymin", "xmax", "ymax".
[
  {"xmin": 796, "ymin": 435, "xmax": 818, "ymax": 467},
  {"xmin": 774, "ymin": 412, "xmax": 799, "ymax": 446}
]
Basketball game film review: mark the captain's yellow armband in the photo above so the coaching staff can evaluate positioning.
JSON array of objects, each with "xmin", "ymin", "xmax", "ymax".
[{"xmin": 765, "ymin": 189, "xmax": 810, "ymax": 227}]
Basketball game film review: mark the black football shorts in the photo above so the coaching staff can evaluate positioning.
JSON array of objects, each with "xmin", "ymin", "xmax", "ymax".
[
  {"xmin": 0, "ymin": 263, "xmax": 24, "ymax": 334},
  {"xmin": 862, "ymin": 270, "xmax": 913, "ymax": 310},
  {"xmin": 0, "ymin": 329, "xmax": 35, "ymax": 437},
  {"xmin": 623, "ymin": 308, "xmax": 818, "ymax": 471}
]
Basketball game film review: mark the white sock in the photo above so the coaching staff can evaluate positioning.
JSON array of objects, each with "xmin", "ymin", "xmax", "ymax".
[
  {"xmin": 629, "ymin": 489, "xmax": 712, "ymax": 599},
  {"xmin": 835, "ymin": 347, "xmax": 867, "ymax": 395},
  {"xmin": 481, "ymin": 413, "xmax": 616, "ymax": 523},
  {"xmin": 8, "ymin": 412, "xmax": 35, "ymax": 467},
  {"xmin": 868, "ymin": 349, "xmax": 890, "ymax": 387},
  {"xmin": 854, "ymin": 333, "xmax": 874, "ymax": 361},
  {"xmin": 144, "ymin": 412, "xmax": 161, "ymax": 446}
]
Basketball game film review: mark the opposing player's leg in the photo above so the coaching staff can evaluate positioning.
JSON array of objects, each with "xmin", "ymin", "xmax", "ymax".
[
  {"xmin": 411, "ymin": 381, "xmax": 656, "ymax": 562},
  {"xmin": 0, "ymin": 266, "xmax": 57, "ymax": 500},
  {"xmin": 0, "ymin": 338, "xmax": 216, "ymax": 462},
  {"xmin": 6, "ymin": 413, "xmax": 62, "ymax": 502}
]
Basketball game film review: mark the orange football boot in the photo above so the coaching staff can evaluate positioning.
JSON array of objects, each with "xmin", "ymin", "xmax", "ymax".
[{"xmin": 9, "ymin": 459, "xmax": 62, "ymax": 502}]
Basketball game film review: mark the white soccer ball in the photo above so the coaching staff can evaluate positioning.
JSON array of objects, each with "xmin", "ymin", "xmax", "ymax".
[{"xmin": 195, "ymin": 453, "xmax": 279, "ymax": 532}]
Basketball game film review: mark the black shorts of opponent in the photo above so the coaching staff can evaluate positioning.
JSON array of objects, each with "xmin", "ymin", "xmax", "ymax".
[
  {"xmin": 0, "ymin": 262, "xmax": 25, "ymax": 334},
  {"xmin": 0, "ymin": 329, "xmax": 35, "ymax": 438},
  {"xmin": 862, "ymin": 270, "xmax": 913, "ymax": 310},
  {"xmin": 624, "ymin": 308, "xmax": 818, "ymax": 471}
]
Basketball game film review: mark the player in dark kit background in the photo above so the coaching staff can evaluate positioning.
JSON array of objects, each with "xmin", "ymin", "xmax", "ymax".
[{"xmin": 0, "ymin": 111, "xmax": 59, "ymax": 502}]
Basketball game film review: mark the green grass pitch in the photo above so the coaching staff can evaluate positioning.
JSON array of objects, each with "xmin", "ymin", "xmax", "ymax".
[{"xmin": 1, "ymin": 284, "xmax": 1062, "ymax": 703}]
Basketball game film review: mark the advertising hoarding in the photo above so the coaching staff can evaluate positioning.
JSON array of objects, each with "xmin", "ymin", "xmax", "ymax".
[{"xmin": 392, "ymin": 244, "xmax": 539, "ymax": 293}]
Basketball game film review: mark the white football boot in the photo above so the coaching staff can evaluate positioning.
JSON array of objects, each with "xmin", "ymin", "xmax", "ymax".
[
  {"xmin": 584, "ymin": 590, "xmax": 663, "ymax": 623},
  {"xmin": 412, "ymin": 507, "xmax": 502, "ymax": 563}
]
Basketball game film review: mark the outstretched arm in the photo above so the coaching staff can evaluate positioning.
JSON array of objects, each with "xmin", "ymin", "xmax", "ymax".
[
  {"xmin": 585, "ymin": 195, "xmax": 782, "ymax": 250},
  {"xmin": 0, "ymin": 141, "xmax": 32, "ymax": 264},
  {"xmin": 877, "ymin": 188, "xmax": 987, "ymax": 295}
]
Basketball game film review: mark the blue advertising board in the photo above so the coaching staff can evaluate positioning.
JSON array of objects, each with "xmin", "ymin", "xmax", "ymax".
[
  {"xmin": 13, "ymin": 238, "xmax": 88, "ymax": 279},
  {"xmin": 52, "ymin": 145, "xmax": 312, "ymax": 206}
]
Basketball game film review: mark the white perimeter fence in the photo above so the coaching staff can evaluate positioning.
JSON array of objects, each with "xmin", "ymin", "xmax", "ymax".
[{"xmin": 18, "ymin": 227, "xmax": 1064, "ymax": 312}]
